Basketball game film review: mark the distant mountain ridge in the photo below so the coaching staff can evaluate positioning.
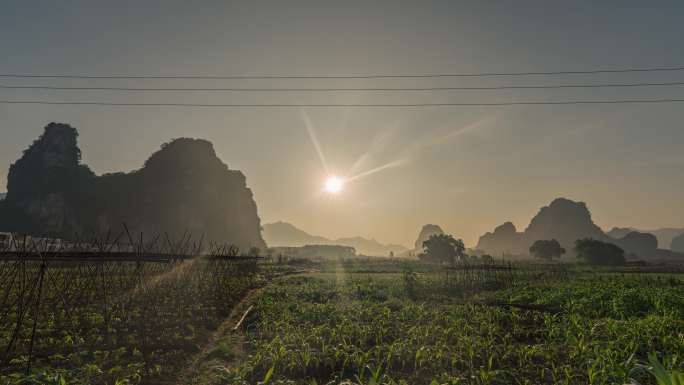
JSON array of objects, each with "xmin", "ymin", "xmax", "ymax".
[
  {"xmin": 476, "ymin": 197, "xmax": 683, "ymax": 260},
  {"xmin": 262, "ymin": 221, "xmax": 329, "ymax": 246},
  {"xmin": 262, "ymin": 221, "xmax": 408, "ymax": 256},
  {"xmin": 607, "ymin": 227, "xmax": 684, "ymax": 250},
  {"xmin": 477, "ymin": 198, "xmax": 606, "ymax": 256}
]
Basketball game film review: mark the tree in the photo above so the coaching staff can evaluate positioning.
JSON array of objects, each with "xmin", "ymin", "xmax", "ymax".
[
  {"xmin": 574, "ymin": 238, "xmax": 625, "ymax": 266},
  {"xmin": 529, "ymin": 239, "xmax": 566, "ymax": 260},
  {"xmin": 419, "ymin": 234, "xmax": 465, "ymax": 265}
]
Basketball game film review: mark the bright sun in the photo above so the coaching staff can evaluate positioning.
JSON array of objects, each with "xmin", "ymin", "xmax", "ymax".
[{"xmin": 324, "ymin": 176, "xmax": 344, "ymax": 194}]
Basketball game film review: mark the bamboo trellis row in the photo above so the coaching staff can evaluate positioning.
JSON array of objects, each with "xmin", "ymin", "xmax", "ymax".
[
  {"xmin": 0, "ymin": 225, "xmax": 261, "ymax": 382},
  {"xmin": 443, "ymin": 261, "xmax": 570, "ymax": 288}
]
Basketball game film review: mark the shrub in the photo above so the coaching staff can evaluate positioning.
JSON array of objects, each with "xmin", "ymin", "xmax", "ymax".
[{"xmin": 575, "ymin": 238, "xmax": 625, "ymax": 266}]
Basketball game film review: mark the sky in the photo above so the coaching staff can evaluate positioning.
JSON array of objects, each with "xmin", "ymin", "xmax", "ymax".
[{"xmin": 1, "ymin": 1, "xmax": 683, "ymax": 247}]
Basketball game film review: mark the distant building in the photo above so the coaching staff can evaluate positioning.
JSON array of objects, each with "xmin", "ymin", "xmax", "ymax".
[
  {"xmin": 0, "ymin": 232, "xmax": 12, "ymax": 249},
  {"xmin": 0, "ymin": 233, "xmax": 66, "ymax": 251},
  {"xmin": 269, "ymin": 244, "xmax": 356, "ymax": 259}
]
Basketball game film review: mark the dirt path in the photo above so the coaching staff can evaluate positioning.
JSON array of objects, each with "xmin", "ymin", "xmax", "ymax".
[
  {"xmin": 173, "ymin": 269, "xmax": 315, "ymax": 385},
  {"xmin": 173, "ymin": 286, "xmax": 261, "ymax": 385}
]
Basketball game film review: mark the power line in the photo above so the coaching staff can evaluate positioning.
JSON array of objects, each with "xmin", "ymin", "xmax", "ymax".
[
  {"xmin": 2, "ymin": 80, "xmax": 684, "ymax": 92},
  {"xmin": 1, "ymin": 98, "xmax": 683, "ymax": 107},
  {"xmin": 1, "ymin": 65, "xmax": 684, "ymax": 79}
]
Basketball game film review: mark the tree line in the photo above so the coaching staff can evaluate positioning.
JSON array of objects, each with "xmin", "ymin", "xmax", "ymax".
[{"xmin": 419, "ymin": 234, "xmax": 626, "ymax": 266}]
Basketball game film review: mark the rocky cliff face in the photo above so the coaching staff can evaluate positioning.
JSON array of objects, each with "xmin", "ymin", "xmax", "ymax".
[
  {"xmin": 0, "ymin": 123, "xmax": 266, "ymax": 251},
  {"xmin": 2, "ymin": 123, "xmax": 94, "ymax": 235},
  {"xmin": 414, "ymin": 224, "xmax": 445, "ymax": 250}
]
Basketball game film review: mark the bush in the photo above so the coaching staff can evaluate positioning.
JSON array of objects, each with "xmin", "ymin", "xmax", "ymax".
[
  {"xmin": 574, "ymin": 238, "xmax": 625, "ymax": 265},
  {"xmin": 529, "ymin": 239, "xmax": 565, "ymax": 260}
]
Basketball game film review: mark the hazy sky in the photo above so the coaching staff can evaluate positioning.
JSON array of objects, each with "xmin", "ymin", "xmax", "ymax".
[{"xmin": 1, "ymin": 1, "xmax": 683, "ymax": 247}]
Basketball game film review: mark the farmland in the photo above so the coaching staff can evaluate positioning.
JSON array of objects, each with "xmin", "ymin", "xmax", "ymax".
[
  {"xmin": 2, "ymin": 253, "xmax": 684, "ymax": 385},
  {"xmin": 0, "ymin": 236, "xmax": 263, "ymax": 385},
  {"xmin": 216, "ymin": 259, "xmax": 684, "ymax": 385}
]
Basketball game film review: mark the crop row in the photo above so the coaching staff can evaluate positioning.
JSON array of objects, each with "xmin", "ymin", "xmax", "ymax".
[
  {"xmin": 0, "ymin": 257, "xmax": 261, "ymax": 384},
  {"xmin": 221, "ymin": 271, "xmax": 683, "ymax": 385}
]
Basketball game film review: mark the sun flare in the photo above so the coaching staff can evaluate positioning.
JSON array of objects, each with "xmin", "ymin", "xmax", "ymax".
[{"xmin": 324, "ymin": 176, "xmax": 344, "ymax": 194}]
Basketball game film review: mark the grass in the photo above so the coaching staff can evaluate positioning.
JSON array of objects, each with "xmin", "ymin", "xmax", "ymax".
[{"xmin": 206, "ymin": 343, "xmax": 237, "ymax": 362}]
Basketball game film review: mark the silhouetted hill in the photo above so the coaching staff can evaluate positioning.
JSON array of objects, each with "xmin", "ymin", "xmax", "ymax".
[
  {"xmin": 1, "ymin": 123, "xmax": 96, "ymax": 234},
  {"xmin": 261, "ymin": 221, "xmax": 329, "ymax": 246},
  {"xmin": 335, "ymin": 236, "xmax": 408, "ymax": 256},
  {"xmin": 0, "ymin": 122, "xmax": 266, "ymax": 251},
  {"xmin": 414, "ymin": 224, "xmax": 445, "ymax": 250},
  {"xmin": 262, "ymin": 221, "xmax": 407, "ymax": 256},
  {"xmin": 476, "ymin": 197, "xmax": 681, "ymax": 259},
  {"xmin": 607, "ymin": 227, "xmax": 684, "ymax": 250},
  {"xmin": 606, "ymin": 227, "xmax": 633, "ymax": 239},
  {"xmin": 476, "ymin": 222, "xmax": 525, "ymax": 256},
  {"xmin": 611, "ymin": 231, "xmax": 657, "ymax": 256},
  {"xmin": 524, "ymin": 198, "xmax": 608, "ymax": 250},
  {"xmin": 477, "ymin": 198, "xmax": 608, "ymax": 257},
  {"xmin": 672, "ymin": 233, "xmax": 684, "ymax": 253}
]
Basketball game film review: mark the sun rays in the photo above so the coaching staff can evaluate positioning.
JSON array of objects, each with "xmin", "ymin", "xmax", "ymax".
[
  {"xmin": 301, "ymin": 109, "xmax": 330, "ymax": 175},
  {"xmin": 301, "ymin": 110, "xmax": 498, "ymax": 198}
]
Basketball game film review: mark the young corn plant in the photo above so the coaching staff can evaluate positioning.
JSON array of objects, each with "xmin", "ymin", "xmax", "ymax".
[{"xmin": 629, "ymin": 353, "xmax": 684, "ymax": 385}]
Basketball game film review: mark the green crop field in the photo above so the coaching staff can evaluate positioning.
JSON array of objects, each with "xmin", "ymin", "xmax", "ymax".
[
  {"xmin": 216, "ymin": 259, "xmax": 684, "ymax": 385},
  {"xmin": 0, "ymin": 257, "xmax": 262, "ymax": 385},
  {"xmin": 2, "ymin": 257, "xmax": 683, "ymax": 385}
]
